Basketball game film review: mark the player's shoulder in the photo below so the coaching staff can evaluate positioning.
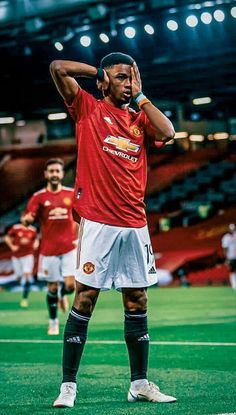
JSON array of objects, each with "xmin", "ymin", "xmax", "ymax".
[
  {"xmin": 9, "ymin": 224, "xmax": 21, "ymax": 232},
  {"xmin": 222, "ymin": 232, "xmax": 230, "ymax": 238},
  {"xmin": 8, "ymin": 223, "xmax": 24, "ymax": 234},
  {"xmin": 76, "ymin": 88, "xmax": 98, "ymax": 106},
  {"xmin": 12, "ymin": 224, "xmax": 22, "ymax": 229},
  {"xmin": 222, "ymin": 233, "xmax": 230, "ymax": 242},
  {"xmin": 62, "ymin": 186, "xmax": 74, "ymax": 193},
  {"xmin": 32, "ymin": 188, "xmax": 46, "ymax": 198},
  {"xmin": 28, "ymin": 225, "xmax": 37, "ymax": 233}
]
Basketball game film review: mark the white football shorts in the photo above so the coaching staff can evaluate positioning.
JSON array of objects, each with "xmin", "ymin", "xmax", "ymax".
[
  {"xmin": 37, "ymin": 248, "xmax": 77, "ymax": 282},
  {"xmin": 12, "ymin": 254, "xmax": 34, "ymax": 278},
  {"xmin": 75, "ymin": 218, "xmax": 158, "ymax": 290}
]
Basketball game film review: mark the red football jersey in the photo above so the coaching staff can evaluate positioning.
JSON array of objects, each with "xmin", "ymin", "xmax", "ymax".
[
  {"xmin": 7, "ymin": 224, "xmax": 37, "ymax": 258},
  {"xmin": 26, "ymin": 187, "xmax": 77, "ymax": 256},
  {"xmin": 66, "ymin": 89, "xmax": 156, "ymax": 228}
]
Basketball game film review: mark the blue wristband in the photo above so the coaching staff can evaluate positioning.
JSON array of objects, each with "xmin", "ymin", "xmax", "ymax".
[
  {"xmin": 134, "ymin": 92, "xmax": 147, "ymax": 105},
  {"xmin": 133, "ymin": 91, "xmax": 143, "ymax": 100}
]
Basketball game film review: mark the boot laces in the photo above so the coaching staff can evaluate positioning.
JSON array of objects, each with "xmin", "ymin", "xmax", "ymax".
[
  {"xmin": 61, "ymin": 384, "xmax": 74, "ymax": 398},
  {"xmin": 148, "ymin": 382, "xmax": 160, "ymax": 394}
]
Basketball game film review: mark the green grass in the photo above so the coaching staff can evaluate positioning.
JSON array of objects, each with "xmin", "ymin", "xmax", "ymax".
[{"xmin": 0, "ymin": 287, "xmax": 235, "ymax": 415}]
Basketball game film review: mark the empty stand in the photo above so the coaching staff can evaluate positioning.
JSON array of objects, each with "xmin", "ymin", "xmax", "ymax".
[
  {"xmin": 0, "ymin": 142, "xmax": 76, "ymax": 217},
  {"xmin": 187, "ymin": 265, "xmax": 229, "ymax": 286},
  {"xmin": 146, "ymin": 148, "xmax": 236, "ymax": 232}
]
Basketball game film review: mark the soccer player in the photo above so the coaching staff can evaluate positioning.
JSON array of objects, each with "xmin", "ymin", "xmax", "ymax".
[
  {"xmin": 21, "ymin": 158, "xmax": 77, "ymax": 335},
  {"xmin": 5, "ymin": 222, "xmax": 38, "ymax": 307},
  {"xmin": 50, "ymin": 53, "xmax": 176, "ymax": 406},
  {"xmin": 221, "ymin": 223, "xmax": 236, "ymax": 289}
]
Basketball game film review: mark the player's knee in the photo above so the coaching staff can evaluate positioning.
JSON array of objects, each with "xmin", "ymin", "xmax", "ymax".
[
  {"xmin": 74, "ymin": 291, "xmax": 94, "ymax": 313},
  {"xmin": 47, "ymin": 282, "xmax": 58, "ymax": 293},
  {"xmin": 25, "ymin": 273, "xmax": 31, "ymax": 280},
  {"xmin": 124, "ymin": 288, "xmax": 148, "ymax": 312},
  {"xmin": 64, "ymin": 283, "xmax": 74, "ymax": 294}
]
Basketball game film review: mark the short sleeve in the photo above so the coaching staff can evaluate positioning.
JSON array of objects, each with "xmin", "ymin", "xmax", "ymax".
[
  {"xmin": 7, "ymin": 226, "xmax": 15, "ymax": 237},
  {"xmin": 26, "ymin": 194, "xmax": 40, "ymax": 218},
  {"xmin": 141, "ymin": 112, "xmax": 156, "ymax": 139},
  {"xmin": 65, "ymin": 88, "xmax": 98, "ymax": 122},
  {"xmin": 31, "ymin": 226, "xmax": 37, "ymax": 237},
  {"xmin": 139, "ymin": 111, "xmax": 165, "ymax": 148}
]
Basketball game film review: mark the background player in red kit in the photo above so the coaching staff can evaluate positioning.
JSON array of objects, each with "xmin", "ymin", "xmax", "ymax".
[
  {"xmin": 22, "ymin": 158, "xmax": 77, "ymax": 335},
  {"xmin": 5, "ymin": 222, "xmax": 38, "ymax": 308},
  {"xmin": 50, "ymin": 53, "xmax": 177, "ymax": 407}
]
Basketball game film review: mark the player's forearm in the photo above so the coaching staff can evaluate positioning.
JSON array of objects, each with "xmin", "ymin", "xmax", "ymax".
[
  {"xmin": 50, "ymin": 60, "xmax": 100, "ymax": 104},
  {"xmin": 4, "ymin": 236, "xmax": 15, "ymax": 251},
  {"xmin": 33, "ymin": 239, "xmax": 40, "ymax": 250},
  {"xmin": 50, "ymin": 60, "xmax": 98, "ymax": 79},
  {"xmin": 142, "ymin": 102, "xmax": 175, "ymax": 142}
]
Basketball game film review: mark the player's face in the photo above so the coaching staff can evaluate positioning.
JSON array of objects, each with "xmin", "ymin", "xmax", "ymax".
[
  {"xmin": 44, "ymin": 163, "xmax": 64, "ymax": 186},
  {"xmin": 106, "ymin": 64, "xmax": 132, "ymax": 105},
  {"xmin": 229, "ymin": 225, "xmax": 235, "ymax": 233}
]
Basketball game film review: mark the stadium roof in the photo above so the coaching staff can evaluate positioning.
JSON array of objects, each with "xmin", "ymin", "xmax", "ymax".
[{"xmin": 0, "ymin": 0, "xmax": 236, "ymax": 120}]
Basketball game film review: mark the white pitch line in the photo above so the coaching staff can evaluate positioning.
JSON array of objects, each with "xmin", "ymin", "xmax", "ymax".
[
  {"xmin": 0, "ymin": 339, "xmax": 236, "ymax": 346},
  {"xmin": 151, "ymin": 341, "xmax": 236, "ymax": 346}
]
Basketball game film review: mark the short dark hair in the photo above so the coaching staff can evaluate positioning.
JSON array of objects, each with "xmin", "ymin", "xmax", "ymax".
[
  {"xmin": 100, "ymin": 52, "xmax": 134, "ymax": 69},
  {"xmin": 44, "ymin": 158, "xmax": 64, "ymax": 170}
]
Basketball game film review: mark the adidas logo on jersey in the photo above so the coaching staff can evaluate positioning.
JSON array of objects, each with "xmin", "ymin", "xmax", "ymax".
[
  {"xmin": 148, "ymin": 266, "xmax": 156, "ymax": 274},
  {"xmin": 103, "ymin": 116, "xmax": 113, "ymax": 125},
  {"xmin": 66, "ymin": 336, "xmax": 82, "ymax": 344},
  {"xmin": 138, "ymin": 334, "xmax": 150, "ymax": 342}
]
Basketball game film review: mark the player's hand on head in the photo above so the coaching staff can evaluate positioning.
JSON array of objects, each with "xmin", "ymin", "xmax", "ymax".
[
  {"xmin": 97, "ymin": 70, "xmax": 109, "ymax": 95},
  {"xmin": 103, "ymin": 70, "xmax": 110, "ymax": 87},
  {"xmin": 131, "ymin": 62, "xmax": 142, "ymax": 97}
]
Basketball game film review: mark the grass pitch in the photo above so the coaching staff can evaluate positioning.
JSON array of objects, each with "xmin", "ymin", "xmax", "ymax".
[{"xmin": 0, "ymin": 287, "xmax": 235, "ymax": 415}]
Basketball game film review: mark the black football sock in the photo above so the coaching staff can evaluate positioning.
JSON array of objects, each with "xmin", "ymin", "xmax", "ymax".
[
  {"xmin": 46, "ymin": 290, "xmax": 58, "ymax": 320},
  {"xmin": 22, "ymin": 280, "xmax": 31, "ymax": 299},
  {"xmin": 60, "ymin": 281, "xmax": 74, "ymax": 296},
  {"xmin": 63, "ymin": 306, "xmax": 91, "ymax": 383},
  {"xmin": 124, "ymin": 310, "xmax": 149, "ymax": 381}
]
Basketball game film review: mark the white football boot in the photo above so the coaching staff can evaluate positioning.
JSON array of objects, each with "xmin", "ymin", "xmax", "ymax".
[
  {"xmin": 53, "ymin": 382, "xmax": 77, "ymax": 408},
  {"xmin": 20, "ymin": 299, "xmax": 29, "ymax": 308},
  {"xmin": 128, "ymin": 381, "xmax": 177, "ymax": 403},
  {"xmin": 47, "ymin": 318, "xmax": 59, "ymax": 335}
]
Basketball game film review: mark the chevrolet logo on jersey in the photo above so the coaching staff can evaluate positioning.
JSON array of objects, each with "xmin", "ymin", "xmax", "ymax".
[{"xmin": 104, "ymin": 135, "xmax": 140, "ymax": 153}]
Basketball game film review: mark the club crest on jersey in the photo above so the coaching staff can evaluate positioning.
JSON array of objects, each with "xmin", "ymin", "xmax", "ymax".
[
  {"xmin": 104, "ymin": 135, "xmax": 140, "ymax": 153},
  {"xmin": 83, "ymin": 262, "xmax": 95, "ymax": 274},
  {"xmin": 130, "ymin": 125, "xmax": 143, "ymax": 137},
  {"xmin": 63, "ymin": 197, "xmax": 72, "ymax": 206}
]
